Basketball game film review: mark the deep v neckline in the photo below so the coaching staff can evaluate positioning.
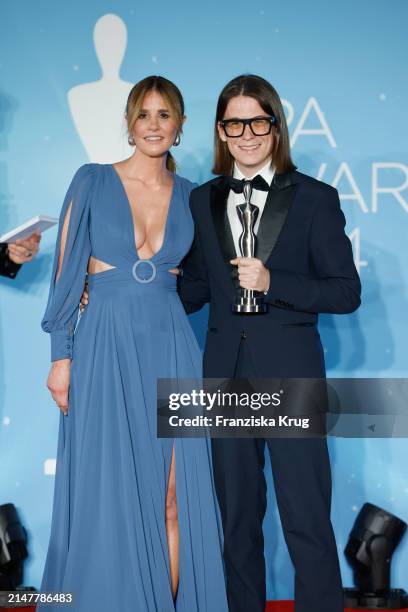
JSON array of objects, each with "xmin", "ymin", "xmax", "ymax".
[{"xmin": 109, "ymin": 163, "xmax": 177, "ymax": 261}]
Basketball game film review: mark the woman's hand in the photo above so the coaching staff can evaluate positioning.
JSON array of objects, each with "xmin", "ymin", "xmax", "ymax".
[
  {"xmin": 168, "ymin": 268, "xmax": 180, "ymax": 275},
  {"xmin": 47, "ymin": 359, "xmax": 71, "ymax": 415},
  {"xmin": 7, "ymin": 231, "xmax": 41, "ymax": 264}
]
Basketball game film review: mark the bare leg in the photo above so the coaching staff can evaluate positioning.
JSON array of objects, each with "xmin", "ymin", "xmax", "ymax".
[{"xmin": 165, "ymin": 446, "xmax": 179, "ymax": 599}]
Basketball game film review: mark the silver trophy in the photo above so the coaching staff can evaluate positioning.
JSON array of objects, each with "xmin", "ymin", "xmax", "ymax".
[{"xmin": 232, "ymin": 180, "xmax": 268, "ymax": 314}]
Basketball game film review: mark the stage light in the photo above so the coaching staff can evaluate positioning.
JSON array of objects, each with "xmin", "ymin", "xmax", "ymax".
[
  {"xmin": 344, "ymin": 502, "xmax": 408, "ymax": 609},
  {"xmin": 0, "ymin": 503, "xmax": 28, "ymax": 590}
]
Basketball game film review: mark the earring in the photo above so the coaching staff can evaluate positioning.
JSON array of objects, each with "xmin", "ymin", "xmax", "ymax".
[
  {"xmin": 128, "ymin": 134, "xmax": 135, "ymax": 146},
  {"xmin": 173, "ymin": 133, "xmax": 181, "ymax": 147}
]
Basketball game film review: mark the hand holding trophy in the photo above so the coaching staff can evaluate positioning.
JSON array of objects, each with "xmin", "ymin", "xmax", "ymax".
[{"xmin": 232, "ymin": 180, "xmax": 268, "ymax": 314}]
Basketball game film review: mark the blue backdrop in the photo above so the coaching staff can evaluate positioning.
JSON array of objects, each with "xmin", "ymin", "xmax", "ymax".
[{"xmin": 1, "ymin": 0, "xmax": 407, "ymax": 598}]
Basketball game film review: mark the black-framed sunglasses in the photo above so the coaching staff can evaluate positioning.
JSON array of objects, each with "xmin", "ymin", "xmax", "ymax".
[{"xmin": 219, "ymin": 115, "xmax": 277, "ymax": 138}]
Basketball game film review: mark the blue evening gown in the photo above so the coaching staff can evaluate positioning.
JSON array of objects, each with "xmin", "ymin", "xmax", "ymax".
[{"xmin": 39, "ymin": 163, "xmax": 228, "ymax": 611}]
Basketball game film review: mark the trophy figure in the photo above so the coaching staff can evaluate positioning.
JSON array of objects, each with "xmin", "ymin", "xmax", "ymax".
[{"xmin": 232, "ymin": 180, "xmax": 268, "ymax": 314}]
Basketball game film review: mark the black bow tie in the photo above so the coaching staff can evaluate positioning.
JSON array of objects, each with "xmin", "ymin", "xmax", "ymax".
[{"xmin": 227, "ymin": 174, "xmax": 270, "ymax": 194}]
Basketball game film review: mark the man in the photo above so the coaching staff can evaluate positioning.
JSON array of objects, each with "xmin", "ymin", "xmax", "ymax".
[
  {"xmin": 0, "ymin": 233, "xmax": 41, "ymax": 278},
  {"xmin": 178, "ymin": 74, "xmax": 361, "ymax": 612}
]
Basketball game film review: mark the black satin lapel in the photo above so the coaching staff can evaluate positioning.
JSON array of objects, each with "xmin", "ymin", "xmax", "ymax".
[
  {"xmin": 255, "ymin": 183, "xmax": 299, "ymax": 263},
  {"xmin": 210, "ymin": 182, "xmax": 240, "ymax": 289}
]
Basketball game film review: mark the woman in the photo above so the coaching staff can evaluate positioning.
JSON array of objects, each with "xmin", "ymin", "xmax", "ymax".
[{"xmin": 39, "ymin": 76, "xmax": 227, "ymax": 612}]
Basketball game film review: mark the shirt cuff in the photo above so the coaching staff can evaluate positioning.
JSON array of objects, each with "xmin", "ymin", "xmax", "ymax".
[{"xmin": 50, "ymin": 329, "xmax": 73, "ymax": 362}]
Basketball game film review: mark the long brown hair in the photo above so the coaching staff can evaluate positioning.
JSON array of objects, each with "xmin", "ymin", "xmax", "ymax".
[
  {"xmin": 126, "ymin": 76, "xmax": 184, "ymax": 173},
  {"xmin": 212, "ymin": 74, "xmax": 296, "ymax": 176}
]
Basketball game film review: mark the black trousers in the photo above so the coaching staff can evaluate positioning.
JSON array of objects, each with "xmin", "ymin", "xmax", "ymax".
[{"xmin": 211, "ymin": 340, "xmax": 344, "ymax": 612}]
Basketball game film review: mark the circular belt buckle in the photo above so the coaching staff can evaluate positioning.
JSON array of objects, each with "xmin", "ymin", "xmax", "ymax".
[{"xmin": 132, "ymin": 259, "xmax": 157, "ymax": 283}]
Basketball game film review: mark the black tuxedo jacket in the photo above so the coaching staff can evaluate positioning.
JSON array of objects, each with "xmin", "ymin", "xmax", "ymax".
[
  {"xmin": 0, "ymin": 243, "xmax": 21, "ymax": 278},
  {"xmin": 178, "ymin": 170, "xmax": 361, "ymax": 385}
]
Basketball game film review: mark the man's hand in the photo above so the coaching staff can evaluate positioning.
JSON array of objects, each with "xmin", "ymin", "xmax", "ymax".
[
  {"xmin": 230, "ymin": 257, "xmax": 270, "ymax": 293},
  {"xmin": 7, "ymin": 231, "xmax": 41, "ymax": 264},
  {"xmin": 79, "ymin": 283, "xmax": 89, "ymax": 313},
  {"xmin": 47, "ymin": 359, "xmax": 71, "ymax": 415}
]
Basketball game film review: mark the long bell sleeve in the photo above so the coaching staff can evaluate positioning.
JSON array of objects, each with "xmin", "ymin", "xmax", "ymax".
[{"xmin": 41, "ymin": 163, "xmax": 95, "ymax": 362}]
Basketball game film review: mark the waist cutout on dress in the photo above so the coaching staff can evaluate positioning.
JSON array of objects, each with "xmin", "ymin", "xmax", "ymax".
[{"xmin": 86, "ymin": 260, "xmax": 178, "ymax": 295}]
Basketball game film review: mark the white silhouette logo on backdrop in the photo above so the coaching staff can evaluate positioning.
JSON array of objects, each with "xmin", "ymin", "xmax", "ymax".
[{"xmin": 68, "ymin": 14, "xmax": 134, "ymax": 163}]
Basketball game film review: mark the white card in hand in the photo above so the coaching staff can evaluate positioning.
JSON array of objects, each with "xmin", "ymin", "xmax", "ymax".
[{"xmin": 0, "ymin": 215, "xmax": 58, "ymax": 243}]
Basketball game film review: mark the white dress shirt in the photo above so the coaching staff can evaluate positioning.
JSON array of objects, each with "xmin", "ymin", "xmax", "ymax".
[{"xmin": 227, "ymin": 161, "xmax": 276, "ymax": 256}]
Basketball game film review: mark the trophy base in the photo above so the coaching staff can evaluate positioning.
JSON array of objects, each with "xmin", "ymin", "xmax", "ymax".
[
  {"xmin": 343, "ymin": 587, "xmax": 408, "ymax": 609},
  {"xmin": 232, "ymin": 298, "xmax": 268, "ymax": 314}
]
